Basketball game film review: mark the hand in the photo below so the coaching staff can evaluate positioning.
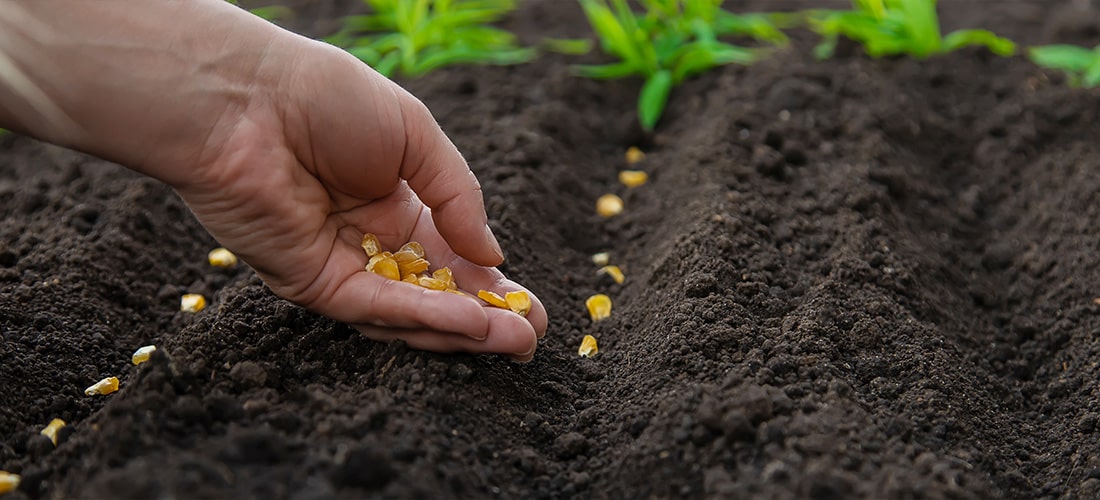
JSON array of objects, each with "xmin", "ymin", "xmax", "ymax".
[{"xmin": 0, "ymin": 0, "xmax": 547, "ymax": 360}]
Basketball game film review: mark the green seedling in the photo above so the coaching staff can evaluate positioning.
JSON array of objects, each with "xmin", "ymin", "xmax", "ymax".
[
  {"xmin": 808, "ymin": 0, "xmax": 1015, "ymax": 59},
  {"xmin": 1029, "ymin": 44, "xmax": 1100, "ymax": 87},
  {"xmin": 227, "ymin": 0, "xmax": 293, "ymax": 22},
  {"xmin": 575, "ymin": 0, "xmax": 786, "ymax": 131},
  {"xmin": 328, "ymin": 0, "xmax": 535, "ymax": 78}
]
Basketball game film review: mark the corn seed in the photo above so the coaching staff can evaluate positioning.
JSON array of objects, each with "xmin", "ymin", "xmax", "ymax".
[
  {"xmin": 418, "ymin": 277, "xmax": 449, "ymax": 291},
  {"xmin": 618, "ymin": 170, "xmax": 648, "ymax": 188},
  {"xmin": 0, "ymin": 471, "xmax": 19, "ymax": 494},
  {"xmin": 131, "ymin": 345, "xmax": 156, "ymax": 365},
  {"xmin": 591, "ymin": 252, "xmax": 610, "ymax": 266},
  {"xmin": 180, "ymin": 294, "xmax": 206, "ymax": 313},
  {"xmin": 399, "ymin": 241, "xmax": 425, "ymax": 259},
  {"xmin": 598, "ymin": 265, "xmax": 625, "ymax": 284},
  {"xmin": 505, "ymin": 291, "xmax": 532, "ymax": 316},
  {"xmin": 477, "ymin": 290, "xmax": 508, "ymax": 309},
  {"xmin": 578, "ymin": 335, "xmax": 599, "ymax": 357},
  {"xmin": 366, "ymin": 253, "xmax": 401, "ymax": 281},
  {"xmin": 596, "ymin": 194, "xmax": 624, "ymax": 217},
  {"xmin": 85, "ymin": 376, "xmax": 119, "ymax": 396},
  {"xmin": 625, "ymin": 146, "xmax": 645, "ymax": 164},
  {"xmin": 586, "ymin": 294, "xmax": 612, "ymax": 321},
  {"xmin": 360, "ymin": 233, "xmax": 383, "ymax": 257},
  {"xmin": 432, "ymin": 267, "xmax": 456, "ymax": 290},
  {"xmin": 40, "ymin": 418, "xmax": 65, "ymax": 446},
  {"xmin": 207, "ymin": 247, "xmax": 238, "ymax": 268},
  {"xmin": 397, "ymin": 257, "xmax": 430, "ymax": 276}
]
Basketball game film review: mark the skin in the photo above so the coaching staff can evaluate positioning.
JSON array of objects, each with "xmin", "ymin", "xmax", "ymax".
[{"xmin": 0, "ymin": 0, "xmax": 547, "ymax": 360}]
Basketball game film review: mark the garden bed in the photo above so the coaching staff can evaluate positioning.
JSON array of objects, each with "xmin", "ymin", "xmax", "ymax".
[{"xmin": 3, "ymin": 0, "xmax": 1100, "ymax": 498}]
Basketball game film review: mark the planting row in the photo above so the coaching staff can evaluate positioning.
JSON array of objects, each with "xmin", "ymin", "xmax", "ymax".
[{"xmin": 237, "ymin": 0, "xmax": 1100, "ymax": 131}]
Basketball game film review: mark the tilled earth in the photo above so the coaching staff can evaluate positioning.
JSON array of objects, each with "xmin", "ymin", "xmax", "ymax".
[{"xmin": 3, "ymin": 1, "xmax": 1100, "ymax": 498}]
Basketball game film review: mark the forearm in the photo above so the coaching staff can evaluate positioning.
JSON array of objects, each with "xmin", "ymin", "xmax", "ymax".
[{"xmin": 0, "ymin": 0, "xmax": 291, "ymax": 187}]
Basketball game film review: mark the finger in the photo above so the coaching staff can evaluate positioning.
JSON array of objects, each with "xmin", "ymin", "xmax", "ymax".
[
  {"xmin": 395, "ymin": 92, "xmax": 504, "ymax": 267},
  {"xmin": 356, "ymin": 307, "xmax": 539, "ymax": 360},
  {"xmin": 320, "ymin": 270, "xmax": 492, "ymax": 340},
  {"xmin": 407, "ymin": 210, "xmax": 548, "ymax": 338}
]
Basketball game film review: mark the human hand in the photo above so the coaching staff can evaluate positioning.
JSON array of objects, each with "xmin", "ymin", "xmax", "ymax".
[{"xmin": 0, "ymin": 0, "xmax": 547, "ymax": 360}]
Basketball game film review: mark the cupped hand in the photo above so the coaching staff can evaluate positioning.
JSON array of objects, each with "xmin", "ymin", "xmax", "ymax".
[{"xmin": 173, "ymin": 31, "xmax": 547, "ymax": 360}]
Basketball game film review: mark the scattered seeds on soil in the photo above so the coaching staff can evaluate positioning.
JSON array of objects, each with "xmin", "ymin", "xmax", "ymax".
[
  {"xmin": 40, "ymin": 418, "xmax": 65, "ymax": 446},
  {"xmin": 586, "ymin": 294, "xmax": 612, "ymax": 321},
  {"xmin": 131, "ymin": 345, "xmax": 156, "ymax": 365},
  {"xmin": 598, "ymin": 265, "xmax": 625, "ymax": 284},
  {"xmin": 207, "ymin": 247, "xmax": 237, "ymax": 268},
  {"xmin": 625, "ymin": 146, "xmax": 645, "ymax": 164},
  {"xmin": 618, "ymin": 170, "xmax": 648, "ymax": 188},
  {"xmin": 180, "ymin": 294, "xmax": 206, "ymax": 313},
  {"xmin": 84, "ymin": 376, "xmax": 119, "ymax": 396},
  {"xmin": 0, "ymin": 471, "xmax": 18, "ymax": 494},
  {"xmin": 579, "ymin": 335, "xmax": 599, "ymax": 357},
  {"xmin": 596, "ymin": 194, "xmax": 624, "ymax": 217}
]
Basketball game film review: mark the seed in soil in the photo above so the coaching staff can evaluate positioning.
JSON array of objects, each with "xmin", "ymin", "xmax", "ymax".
[
  {"xmin": 579, "ymin": 335, "xmax": 599, "ymax": 357},
  {"xmin": 625, "ymin": 146, "xmax": 645, "ymax": 164},
  {"xmin": 207, "ymin": 247, "xmax": 237, "ymax": 268},
  {"xmin": 131, "ymin": 345, "xmax": 156, "ymax": 365},
  {"xmin": 84, "ymin": 376, "xmax": 119, "ymax": 396},
  {"xmin": 598, "ymin": 265, "xmax": 625, "ymax": 284},
  {"xmin": 597, "ymin": 194, "xmax": 624, "ymax": 217},
  {"xmin": 180, "ymin": 294, "xmax": 206, "ymax": 313},
  {"xmin": 40, "ymin": 418, "xmax": 65, "ymax": 446},
  {"xmin": 592, "ymin": 252, "xmax": 610, "ymax": 266},
  {"xmin": 505, "ymin": 291, "xmax": 532, "ymax": 316},
  {"xmin": 619, "ymin": 170, "xmax": 648, "ymax": 188},
  {"xmin": 0, "ymin": 471, "xmax": 18, "ymax": 494},
  {"xmin": 586, "ymin": 294, "xmax": 612, "ymax": 321}
]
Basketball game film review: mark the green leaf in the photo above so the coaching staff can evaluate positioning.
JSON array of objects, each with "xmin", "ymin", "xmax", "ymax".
[
  {"xmin": 638, "ymin": 69, "xmax": 673, "ymax": 131},
  {"xmin": 573, "ymin": 61, "xmax": 643, "ymax": 79},
  {"xmin": 248, "ymin": 6, "xmax": 293, "ymax": 22},
  {"xmin": 579, "ymin": 0, "xmax": 645, "ymax": 67},
  {"xmin": 373, "ymin": 51, "xmax": 402, "ymax": 77},
  {"xmin": 543, "ymin": 38, "xmax": 594, "ymax": 55},
  {"xmin": 942, "ymin": 29, "xmax": 1015, "ymax": 56},
  {"xmin": 1084, "ymin": 60, "xmax": 1100, "ymax": 87},
  {"xmin": 1028, "ymin": 44, "xmax": 1096, "ymax": 73}
]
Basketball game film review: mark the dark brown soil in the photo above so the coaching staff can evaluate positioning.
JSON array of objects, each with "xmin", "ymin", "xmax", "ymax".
[{"xmin": 4, "ymin": 1, "xmax": 1100, "ymax": 498}]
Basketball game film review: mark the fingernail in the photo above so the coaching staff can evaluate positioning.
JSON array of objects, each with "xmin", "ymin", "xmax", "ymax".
[
  {"xmin": 470, "ymin": 331, "xmax": 488, "ymax": 341},
  {"xmin": 484, "ymin": 224, "xmax": 504, "ymax": 262},
  {"xmin": 514, "ymin": 344, "xmax": 536, "ymax": 357}
]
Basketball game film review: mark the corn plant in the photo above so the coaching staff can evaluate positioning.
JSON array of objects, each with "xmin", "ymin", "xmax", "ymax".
[
  {"xmin": 328, "ymin": 0, "xmax": 535, "ymax": 78},
  {"xmin": 575, "ymin": 0, "xmax": 787, "ymax": 131},
  {"xmin": 808, "ymin": 0, "xmax": 1015, "ymax": 59},
  {"xmin": 1029, "ymin": 44, "xmax": 1100, "ymax": 88}
]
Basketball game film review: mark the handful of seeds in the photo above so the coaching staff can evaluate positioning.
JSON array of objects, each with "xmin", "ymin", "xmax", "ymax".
[{"xmin": 361, "ymin": 233, "xmax": 530, "ymax": 316}]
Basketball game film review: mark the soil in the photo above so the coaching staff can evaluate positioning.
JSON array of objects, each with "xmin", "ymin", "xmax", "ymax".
[{"xmin": 3, "ymin": 0, "xmax": 1100, "ymax": 498}]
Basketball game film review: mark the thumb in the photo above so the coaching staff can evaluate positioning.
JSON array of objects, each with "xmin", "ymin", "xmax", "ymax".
[{"xmin": 396, "ymin": 92, "xmax": 504, "ymax": 267}]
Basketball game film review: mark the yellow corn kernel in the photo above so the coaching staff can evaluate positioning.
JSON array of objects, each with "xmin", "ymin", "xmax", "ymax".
[
  {"xmin": 598, "ymin": 265, "xmax": 625, "ymax": 284},
  {"xmin": 432, "ymin": 267, "xmax": 456, "ymax": 289},
  {"xmin": 591, "ymin": 252, "xmax": 610, "ymax": 266},
  {"xmin": 180, "ymin": 294, "xmax": 206, "ymax": 313},
  {"xmin": 367, "ymin": 253, "xmax": 401, "ymax": 281},
  {"xmin": 505, "ymin": 291, "xmax": 532, "ymax": 316},
  {"xmin": 40, "ymin": 418, "xmax": 65, "ymax": 446},
  {"xmin": 399, "ymin": 241, "xmax": 426, "ymax": 259},
  {"xmin": 578, "ymin": 335, "xmax": 599, "ymax": 357},
  {"xmin": 618, "ymin": 170, "xmax": 648, "ymax": 188},
  {"xmin": 397, "ymin": 257, "xmax": 430, "ymax": 276},
  {"xmin": 85, "ymin": 376, "xmax": 119, "ymax": 396},
  {"xmin": 585, "ymin": 294, "xmax": 612, "ymax": 321},
  {"xmin": 596, "ymin": 194, "xmax": 624, "ymax": 217},
  {"xmin": 625, "ymin": 146, "xmax": 645, "ymax": 164},
  {"xmin": 207, "ymin": 247, "xmax": 238, "ymax": 268},
  {"xmin": 360, "ymin": 233, "xmax": 383, "ymax": 257},
  {"xmin": 402, "ymin": 273, "xmax": 419, "ymax": 284},
  {"xmin": 0, "ymin": 471, "xmax": 19, "ymax": 495},
  {"xmin": 418, "ymin": 277, "xmax": 449, "ymax": 291},
  {"xmin": 477, "ymin": 290, "xmax": 508, "ymax": 309},
  {"xmin": 131, "ymin": 345, "xmax": 156, "ymax": 365}
]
